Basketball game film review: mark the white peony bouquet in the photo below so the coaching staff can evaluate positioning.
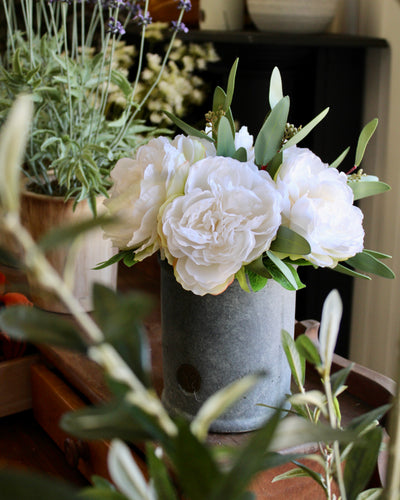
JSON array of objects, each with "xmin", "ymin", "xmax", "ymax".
[{"xmin": 100, "ymin": 61, "xmax": 394, "ymax": 295}]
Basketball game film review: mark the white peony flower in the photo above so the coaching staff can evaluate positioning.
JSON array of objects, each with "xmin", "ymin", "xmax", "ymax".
[
  {"xmin": 276, "ymin": 146, "xmax": 364, "ymax": 268},
  {"xmin": 234, "ymin": 126, "xmax": 255, "ymax": 162},
  {"xmin": 160, "ymin": 156, "xmax": 282, "ymax": 295},
  {"xmin": 103, "ymin": 136, "xmax": 215, "ymax": 261},
  {"xmin": 103, "ymin": 137, "xmax": 187, "ymax": 260}
]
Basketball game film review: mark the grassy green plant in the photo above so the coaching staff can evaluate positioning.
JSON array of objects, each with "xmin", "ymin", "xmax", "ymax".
[{"xmin": 0, "ymin": 0, "xmax": 192, "ymax": 212}]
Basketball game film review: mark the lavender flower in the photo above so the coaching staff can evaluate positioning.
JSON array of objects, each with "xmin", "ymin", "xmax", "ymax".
[
  {"xmin": 106, "ymin": 17, "xmax": 126, "ymax": 35},
  {"xmin": 135, "ymin": 12, "xmax": 152, "ymax": 26},
  {"xmin": 178, "ymin": 0, "xmax": 192, "ymax": 12},
  {"xmin": 171, "ymin": 20, "xmax": 189, "ymax": 33}
]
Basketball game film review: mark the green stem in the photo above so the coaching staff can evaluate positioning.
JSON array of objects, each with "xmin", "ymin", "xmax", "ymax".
[
  {"xmin": 324, "ymin": 375, "xmax": 347, "ymax": 500},
  {"xmin": 383, "ymin": 343, "xmax": 400, "ymax": 498},
  {"xmin": 61, "ymin": 3, "xmax": 74, "ymax": 139},
  {"xmin": 111, "ymin": 3, "xmax": 185, "ymax": 149}
]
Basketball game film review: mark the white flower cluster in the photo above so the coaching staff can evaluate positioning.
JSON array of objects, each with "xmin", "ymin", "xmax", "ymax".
[{"xmin": 103, "ymin": 128, "xmax": 364, "ymax": 296}]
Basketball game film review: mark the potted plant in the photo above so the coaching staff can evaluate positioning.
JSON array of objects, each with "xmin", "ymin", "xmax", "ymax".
[
  {"xmin": 0, "ymin": 96, "xmax": 398, "ymax": 498},
  {"xmin": 0, "ymin": 0, "xmax": 198, "ymax": 311}
]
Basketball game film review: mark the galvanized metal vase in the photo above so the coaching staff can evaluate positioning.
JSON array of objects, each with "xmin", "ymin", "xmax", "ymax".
[{"xmin": 160, "ymin": 260, "xmax": 296, "ymax": 433}]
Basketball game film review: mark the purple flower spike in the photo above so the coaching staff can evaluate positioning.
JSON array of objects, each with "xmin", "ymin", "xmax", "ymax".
[
  {"xmin": 171, "ymin": 20, "xmax": 189, "ymax": 33},
  {"xmin": 135, "ymin": 12, "xmax": 152, "ymax": 26},
  {"xmin": 177, "ymin": 0, "xmax": 191, "ymax": 12},
  {"xmin": 106, "ymin": 16, "xmax": 126, "ymax": 35}
]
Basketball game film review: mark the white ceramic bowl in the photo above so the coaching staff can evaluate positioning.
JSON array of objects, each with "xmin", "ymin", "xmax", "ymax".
[{"xmin": 246, "ymin": 0, "xmax": 339, "ymax": 34}]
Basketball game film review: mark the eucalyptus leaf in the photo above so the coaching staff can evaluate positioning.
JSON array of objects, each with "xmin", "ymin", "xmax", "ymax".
[
  {"xmin": 266, "ymin": 150, "xmax": 283, "ymax": 179},
  {"xmin": 233, "ymin": 146, "xmax": 247, "ymax": 162},
  {"xmin": 0, "ymin": 305, "xmax": 87, "ymax": 352},
  {"xmin": 265, "ymin": 250, "xmax": 300, "ymax": 290},
  {"xmin": 345, "ymin": 251, "xmax": 395, "ymax": 279},
  {"xmin": 246, "ymin": 269, "xmax": 268, "ymax": 292},
  {"xmin": 216, "ymin": 116, "xmax": 236, "ymax": 157},
  {"xmin": 162, "ymin": 110, "xmax": 213, "ymax": 142},
  {"xmin": 319, "ymin": 289, "xmax": 342, "ymax": 373},
  {"xmin": 330, "ymin": 146, "xmax": 350, "ymax": 169},
  {"xmin": 270, "ymin": 226, "xmax": 311, "ymax": 255},
  {"xmin": 344, "ymin": 427, "xmax": 383, "ymax": 500},
  {"xmin": 363, "ymin": 249, "xmax": 392, "ymax": 260},
  {"xmin": 0, "ymin": 469, "xmax": 79, "ymax": 500},
  {"xmin": 225, "ymin": 58, "xmax": 239, "ymax": 110},
  {"xmin": 334, "ymin": 263, "xmax": 371, "ymax": 280},
  {"xmin": 355, "ymin": 118, "xmax": 378, "ymax": 167},
  {"xmin": 349, "ymin": 179, "xmax": 391, "ymax": 201},
  {"xmin": 254, "ymin": 96, "xmax": 289, "ymax": 167},
  {"xmin": 94, "ymin": 250, "xmax": 131, "ymax": 270},
  {"xmin": 269, "ymin": 67, "xmax": 284, "ymax": 109},
  {"xmin": 295, "ymin": 334, "xmax": 322, "ymax": 367},
  {"xmin": 281, "ymin": 329, "xmax": 305, "ymax": 389},
  {"xmin": 282, "ymin": 107, "xmax": 329, "ymax": 150}
]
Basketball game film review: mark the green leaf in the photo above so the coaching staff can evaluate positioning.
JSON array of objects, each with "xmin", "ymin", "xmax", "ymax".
[
  {"xmin": 232, "ymin": 146, "xmax": 247, "ymax": 162},
  {"xmin": 0, "ymin": 305, "xmax": 87, "ymax": 352},
  {"xmin": 191, "ymin": 373, "xmax": 262, "ymax": 442},
  {"xmin": 146, "ymin": 443, "xmax": 178, "ymax": 500},
  {"xmin": 333, "ymin": 263, "xmax": 371, "ymax": 280},
  {"xmin": 289, "ymin": 390, "xmax": 327, "ymax": 414},
  {"xmin": 92, "ymin": 284, "xmax": 154, "ymax": 387},
  {"xmin": 363, "ymin": 249, "xmax": 392, "ymax": 260},
  {"xmin": 355, "ymin": 118, "xmax": 378, "ymax": 167},
  {"xmin": 266, "ymin": 151, "xmax": 283, "ymax": 179},
  {"xmin": 225, "ymin": 58, "xmax": 239, "ymax": 110},
  {"xmin": 216, "ymin": 116, "xmax": 236, "ymax": 157},
  {"xmin": 295, "ymin": 334, "xmax": 322, "ymax": 367},
  {"xmin": 265, "ymin": 251, "xmax": 302, "ymax": 290},
  {"xmin": 330, "ymin": 146, "xmax": 350, "ymax": 169},
  {"xmin": 272, "ymin": 466, "xmax": 315, "ymax": 482},
  {"xmin": 345, "ymin": 251, "xmax": 395, "ymax": 279},
  {"xmin": 331, "ymin": 363, "xmax": 354, "ymax": 397},
  {"xmin": 346, "ymin": 404, "xmax": 391, "ymax": 434},
  {"xmin": 169, "ymin": 420, "xmax": 223, "ymax": 500},
  {"xmin": 38, "ymin": 215, "xmax": 115, "ymax": 252},
  {"xmin": 281, "ymin": 329, "xmax": 305, "ymax": 388},
  {"xmin": 355, "ymin": 488, "xmax": 383, "ymax": 500},
  {"xmin": 269, "ymin": 67, "xmax": 283, "ymax": 109},
  {"xmin": 61, "ymin": 399, "xmax": 167, "ymax": 444},
  {"xmin": 246, "ymin": 269, "xmax": 268, "ymax": 292},
  {"xmin": 282, "ymin": 107, "xmax": 330, "ymax": 150},
  {"xmin": 349, "ymin": 179, "xmax": 391, "ymax": 201},
  {"xmin": 274, "ymin": 461, "xmax": 326, "ymax": 488},
  {"xmin": 212, "ymin": 85, "xmax": 226, "ymax": 113},
  {"xmin": 79, "ymin": 487, "xmax": 126, "ymax": 499},
  {"xmin": 209, "ymin": 411, "xmax": 284, "ymax": 500},
  {"xmin": 0, "ymin": 469, "xmax": 79, "ymax": 500},
  {"xmin": 254, "ymin": 96, "xmax": 289, "ymax": 167},
  {"xmin": 162, "ymin": 111, "xmax": 213, "ymax": 142},
  {"xmin": 94, "ymin": 250, "xmax": 132, "ymax": 270},
  {"xmin": 319, "ymin": 289, "xmax": 342, "ymax": 373},
  {"xmin": 235, "ymin": 266, "xmax": 251, "ymax": 292},
  {"xmin": 344, "ymin": 427, "xmax": 383, "ymax": 500},
  {"xmin": 270, "ymin": 226, "xmax": 311, "ymax": 256}
]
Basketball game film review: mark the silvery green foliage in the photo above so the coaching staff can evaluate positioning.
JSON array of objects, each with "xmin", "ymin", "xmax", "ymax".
[
  {"xmin": 0, "ymin": 0, "xmax": 187, "ymax": 212},
  {"xmin": 280, "ymin": 290, "xmax": 388, "ymax": 500}
]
